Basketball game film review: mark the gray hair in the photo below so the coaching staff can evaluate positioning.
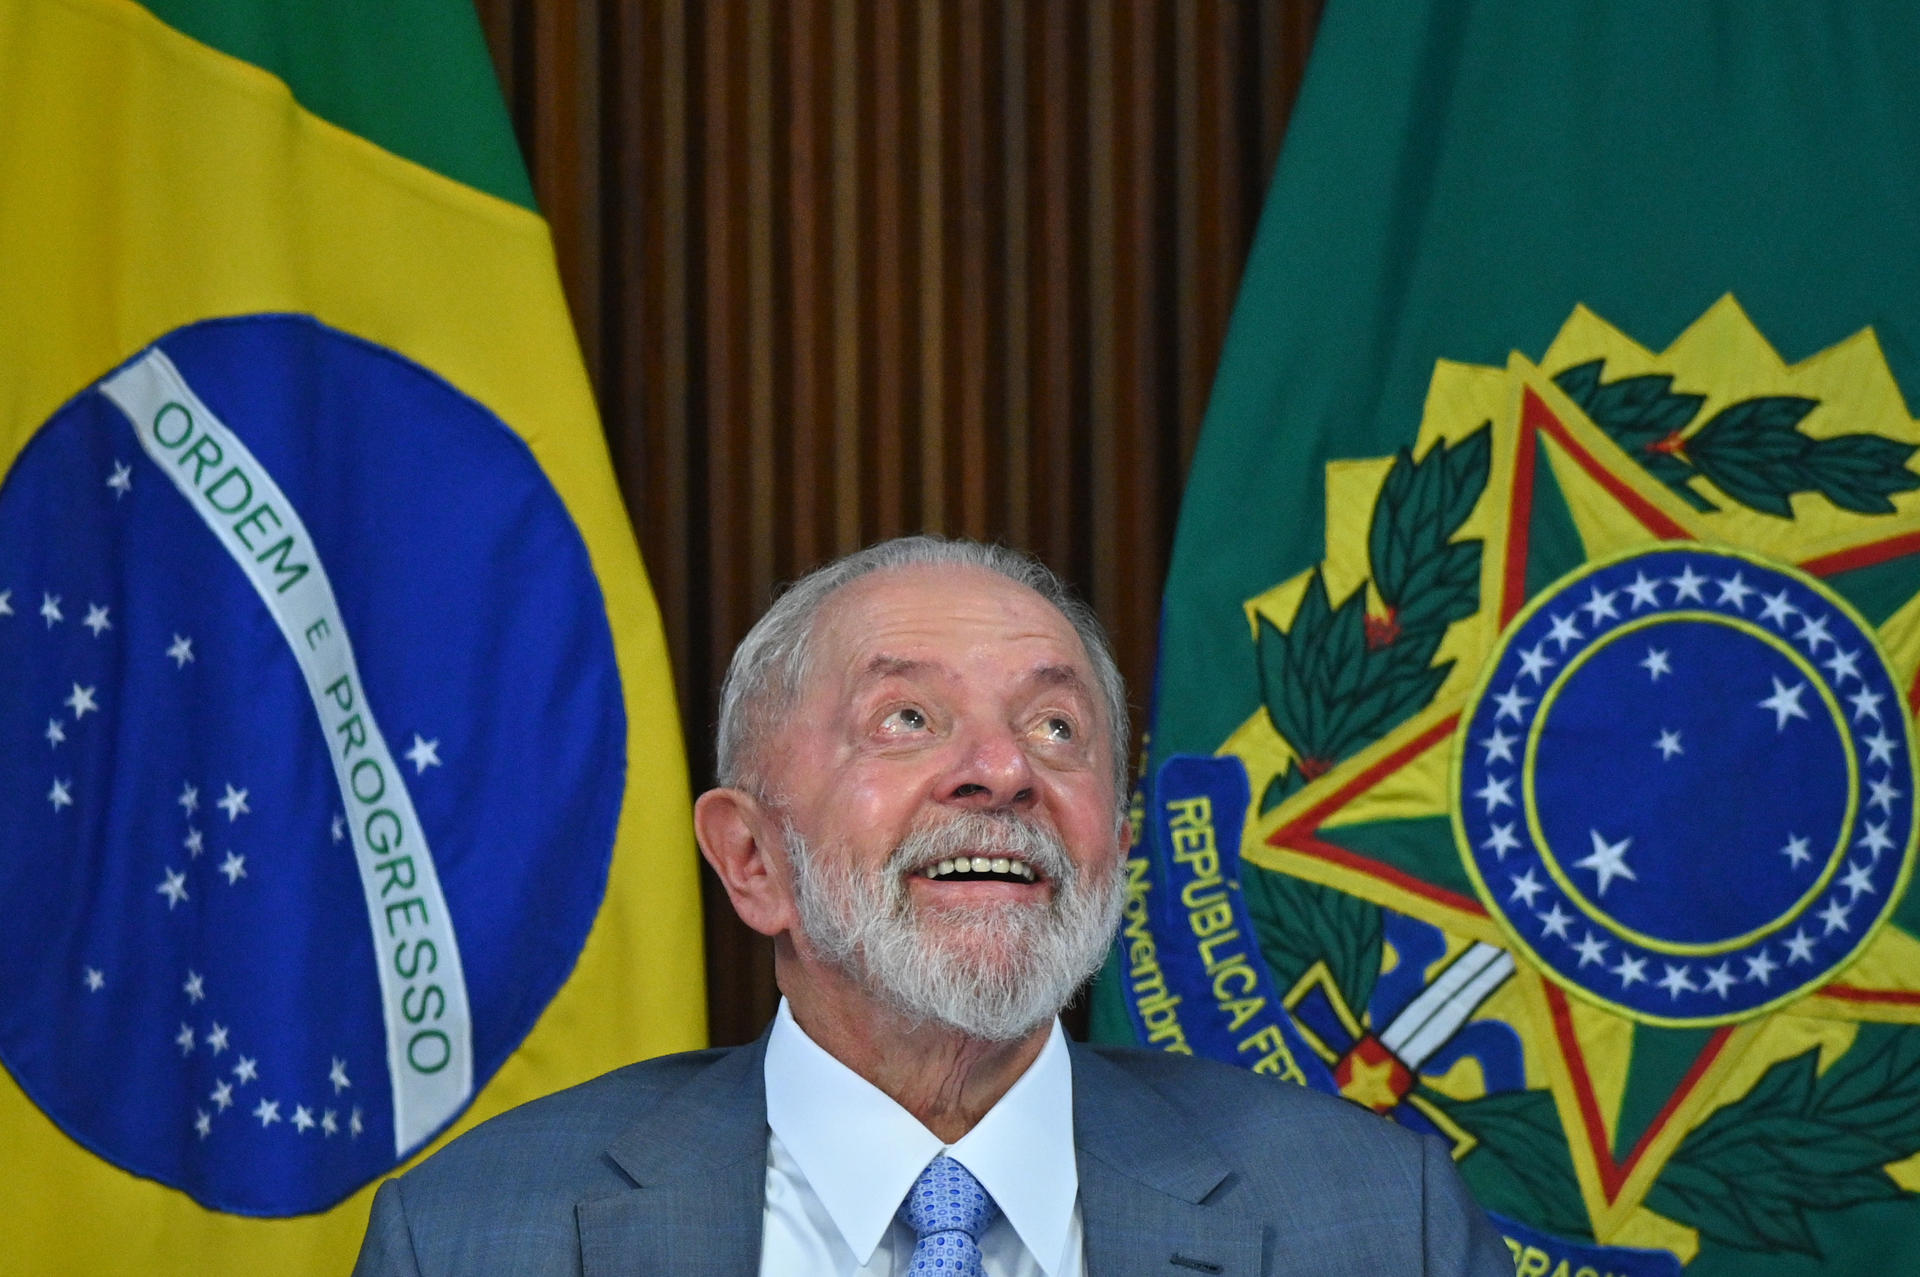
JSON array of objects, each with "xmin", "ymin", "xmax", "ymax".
[{"xmin": 714, "ymin": 535, "xmax": 1130, "ymax": 805}]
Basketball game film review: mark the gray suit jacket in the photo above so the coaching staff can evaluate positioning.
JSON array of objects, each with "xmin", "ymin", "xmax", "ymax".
[{"xmin": 353, "ymin": 1037, "xmax": 1512, "ymax": 1275}]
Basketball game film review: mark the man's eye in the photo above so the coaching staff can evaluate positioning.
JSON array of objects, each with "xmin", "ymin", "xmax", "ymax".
[
  {"xmin": 884, "ymin": 706, "xmax": 929, "ymax": 732},
  {"xmin": 1042, "ymin": 716, "xmax": 1074, "ymax": 741}
]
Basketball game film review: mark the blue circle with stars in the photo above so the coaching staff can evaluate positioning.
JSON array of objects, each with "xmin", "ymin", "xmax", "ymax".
[
  {"xmin": 1454, "ymin": 545, "xmax": 1918, "ymax": 1025},
  {"xmin": 0, "ymin": 316, "xmax": 625, "ymax": 1214}
]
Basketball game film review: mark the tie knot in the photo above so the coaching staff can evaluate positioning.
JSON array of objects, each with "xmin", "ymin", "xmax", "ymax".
[{"xmin": 899, "ymin": 1154, "xmax": 1000, "ymax": 1245}]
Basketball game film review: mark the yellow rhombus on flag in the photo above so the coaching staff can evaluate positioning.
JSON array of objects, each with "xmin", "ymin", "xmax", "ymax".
[{"xmin": 0, "ymin": 1, "xmax": 705, "ymax": 1272}]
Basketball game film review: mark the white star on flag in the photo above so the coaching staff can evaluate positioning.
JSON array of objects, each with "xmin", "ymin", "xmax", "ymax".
[
  {"xmin": 1758, "ymin": 677, "xmax": 1809, "ymax": 730},
  {"xmin": 1784, "ymin": 929, "xmax": 1817, "ymax": 964},
  {"xmin": 1545, "ymin": 613, "xmax": 1583, "ymax": 650},
  {"xmin": 1669, "ymin": 565, "xmax": 1708, "ymax": 602},
  {"xmin": 64, "ymin": 682, "xmax": 99, "ymax": 719},
  {"xmin": 207, "ymin": 1023, "xmax": 230, "ymax": 1055},
  {"xmin": 1849, "ymin": 685, "xmax": 1885, "ymax": 723},
  {"xmin": 1818, "ymin": 897, "xmax": 1853, "ymax": 935},
  {"xmin": 404, "ymin": 733, "xmax": 442, "ymax": 774},
  {"xmin": 350, "ymin": 1107, "xmax": 364, "ymax": 1138},
  {"xmin": 1715, "ymin": 571, "xmax": 1755, "ymax": 610},
  {"xmin": 1796, "ymin": 613, "xmax": 1834, "ymax": 651},
  {"xmin": 0, "ymin": 588, "xmax": 12, "ymax": 616},
  {"xmin": 1654, "ymin": 729, "xmax": 1683, "ymax": 760},
  {"xmin": 233, "ymin": 1055, "xmax": 259, "ymax": 1085},
  {"xmin": 1858, "ymin": 821, "xmax": 1895, "ymax": 860},
  {"xmin": 1479, "ymin": 728, "xmax": 1517, "ymax": 765},
  {"xmin": 253, "ymin": 1098, "xmax": 281, "ymax": 1128},
  {"xmin": 83, "ymin": 967, "xmax": 104, "ymax": 992},
  {"xmin": 1481, "ymin": 822, "xmax": 1521, "ymax": 859},
  {"xmin": 1745, "ymin": 949, "xmax": 1779, "ymax": 985},
  {"xmin": 1639, "ymin": 647, "xmax": 1672, "ymax": 681},
  {"xmin": 292, "ymin": 1105, "xmax": 316, "ymax": 1134},
  {"xmin": 218, "ymin": 851, "xmax": 247, "ymax": 885},
  {"xmin": 1868, "ymin": 775, "xmax": 1901, "ymax": 813},
  {"xmin": 1492, "ymin": 685, "xmax": 1534, "ymax": 721},
  {"xmin": 215, "ymin": 783, "xmax": 250, "ymax": 821},
  {"xmin": 1702, "ymin": 963, "xmax": 1737, "ymax": 998},
  {"xmin": 1823, "ymin": 647, "xmax": 1862, "ymax": 685},
  {"xmin": 321, "ymin": 1110, "xmax": 339, "ymax": 1136},
  {"xmin": 1577, "ymin": 828, "xmax": 1637, "ymax": 895},
  {"xmin": 1537, "ymin": 902, "xmax": 1573, "ymax": 939},
  {"xmin": 183, "ymin": 827, "xmax": 204, "ymax": 857},
  {"xmin": 178, "ymin": 782, "xmax": 199, "ymax": 815},
  {"xmin": 1841, "ymin": 860, "xmax": 1878, "ymax": 899},
  {"xmin": 331, "ymin": 813, "xmax": 345, "ymax": 843},
  {"xmin": 1865, "ymin": 728, "xmax": 1899, "ymax": 768},
  {"xmin": 329, "ymin": 1057, "xmax": 352, "ymax": 1093},
  {"xmin": 183, "ymin": 970, "xmax": 205, "ymax": 1003},
  {"xmin": 166, "ymin": 633, "xmax": 195, "ymax": 667},
  {"xmin": 81, "ymin": 603, "xmax": 111, "ymax": 636},
  {"xmin": 1778, "ymin": 833, "xmax": 1812, "ymax": 869},
  {"xmin": 1572, "ymin": 933, "xmax": 1609, "ymax": 968},
  {"xmin": 1508, "ymin": 868, "xmax": 1545, "ymax": 907},
  {"xmin": 193, "ymin": 1111, "xmax": 212, "ymax": 1140},
  {"xmin": 1657, "ymin": 963, "xmax": 1697, "ymax": 999},
  {"xmin": 1757, "ymin": 589, "xmax": 1797, "ymax": 628},
  {"xmin": 156, "ymin": 868, "xmax": 189, "ymax": 909},
  {"xmin": 1474, "ymin": 774, "xmax": 1515, "ymax": 813},
  {"xmin": 106, "ymin": 460, "xmax": 133, "ymax": 497},
  {"xmin": 48, "ymin": 777, "xmax": 73, "ymax": 811},
  {"xmin": 1580, "ymin": 586, "xmax": 1621, "ymax": 625},
  {"xmin": 174, "ymin": 1023, "xmax": 196, "ymax": 1055},
  {"xmin": 1623, "ymin": 572, "xmax": 1662, "ymax": 610},
  {"xmin": 39, "ymin": 592, "xmax": 63, "ymax": 627},
  {"xmin": 44, "ymin": 718, "xmax": 65, "ymax": 748},
  {"xmin": 1515, "ymin": 643, "xmax": 1555, "ymax": 683},
  {"xmin": 210, "ymin": 1080, "xmax": 234, "ymax": 1111},
  {"xmin": 1611, "ymin": 953, "xmax": 1649, "ymax": 988}
]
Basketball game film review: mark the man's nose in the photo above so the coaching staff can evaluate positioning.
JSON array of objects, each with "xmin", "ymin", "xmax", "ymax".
[{"xmin": 943, "ymin": 723, "xmax": 1037, "ymax": 810}]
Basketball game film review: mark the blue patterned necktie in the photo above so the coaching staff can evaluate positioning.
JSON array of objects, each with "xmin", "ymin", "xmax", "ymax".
[{"xmin": 898, "ymin": 1154, "xmax": 1001, "ymax": 1276}]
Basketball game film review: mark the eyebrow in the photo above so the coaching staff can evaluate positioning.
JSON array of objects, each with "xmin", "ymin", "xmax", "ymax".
[
  {"xmin": 1028, "ymin": 663, "xmax": 1092, "ymax": 699},
  {"xmin": 854, "ymin": 656, "xmax": 1091, "ymax": 700},
  {"xmin": 859, "ymin": 655, "xmax": 934, "ymax": 683}
]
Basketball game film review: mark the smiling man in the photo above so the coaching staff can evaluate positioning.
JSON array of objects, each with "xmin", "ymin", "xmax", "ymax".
[{"xmin": 354, "ymin": 536, "xmax": 1511, "ymax": 1276}]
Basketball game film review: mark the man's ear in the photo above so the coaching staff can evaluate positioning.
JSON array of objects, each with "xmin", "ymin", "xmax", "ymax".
[{"xmin": 694, "ymin": 787, "xmax": 797, "ymax": 939}]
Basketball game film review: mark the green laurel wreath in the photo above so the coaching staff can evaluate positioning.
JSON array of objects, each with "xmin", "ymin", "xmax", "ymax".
[
  {"xmin": 1240, "ymin": 865, "xmax": 1383, "ymax": 1026},
  {"xmin": 1644, "ymin": 1026, "xmax": 1920, "ymax": 1255},
  {"xmin": 1429, "ymin": 1024, "xmax": 1920, "ymax": 1257},
  {"xmin": 1253, "ymin": 425, "xmax": 1491, "ymax": 812},
  {"xmin": 1554, "ymin": 359, "xmax": 1920, "ymax": 518}
]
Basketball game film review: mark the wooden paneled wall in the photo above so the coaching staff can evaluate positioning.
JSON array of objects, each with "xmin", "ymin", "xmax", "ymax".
[{"xmin": 472, "ymin": 0, "xmax": 1325, "ymax": 1046}]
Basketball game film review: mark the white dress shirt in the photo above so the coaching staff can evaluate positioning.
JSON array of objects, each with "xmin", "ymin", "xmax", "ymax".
[{"xmin": 759, "ymin": 999, "xmax": 1087, "ymax": 1276}]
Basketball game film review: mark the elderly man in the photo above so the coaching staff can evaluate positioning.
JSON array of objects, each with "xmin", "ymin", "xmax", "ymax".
[{"xmin": 354, "ymin": 536, "xmax": 1511, "ymax": 1275}]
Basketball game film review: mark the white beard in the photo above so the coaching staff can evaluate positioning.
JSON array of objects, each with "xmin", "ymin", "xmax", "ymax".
[{"xmin": 785, "ymin": 809, "xmax": 1126, "ymax": 1042}]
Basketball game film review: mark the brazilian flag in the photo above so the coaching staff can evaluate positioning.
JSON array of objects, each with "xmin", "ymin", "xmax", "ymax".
[
  {"xmin": 0, "ymin": 1, "xmax": 704, "ymax": 1272},
  {"xmin": 1098, "ymin": 2, "xmax": 1920, "ymax": 1273}
]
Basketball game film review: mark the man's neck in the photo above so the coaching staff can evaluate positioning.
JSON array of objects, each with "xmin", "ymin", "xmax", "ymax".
[{"xmin": 782, "ymin": 974, "xmax": 1052, "ymax": 1143}]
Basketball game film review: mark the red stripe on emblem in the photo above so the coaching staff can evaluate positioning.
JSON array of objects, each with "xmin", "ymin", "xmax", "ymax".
[
  {"xmin": 1523, "ymin": 388, "xmax": 1692, "ymax": 542},
  {"xmin": 1548, "ymin": 983, "xmax": 1735, "ymax": 1200}
]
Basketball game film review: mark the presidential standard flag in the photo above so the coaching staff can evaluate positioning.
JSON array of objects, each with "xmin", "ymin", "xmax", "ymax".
[
  {"xmin": 0, "ymin": 1, "xmax": 704, "ymax": 1271},
  {"xmin": 1095, "ymin": 3, "xmax": 1920, "ymax": 1274}
]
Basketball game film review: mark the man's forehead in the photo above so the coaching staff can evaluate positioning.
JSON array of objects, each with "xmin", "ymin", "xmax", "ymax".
[{"xmin": 813, "ymin": 564, "xmax": 1093, "ymax": 682}]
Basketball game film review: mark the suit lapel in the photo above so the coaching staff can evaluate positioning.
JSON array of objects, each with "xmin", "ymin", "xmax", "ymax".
[
  {"xmin": 1071, "ymin": 1046, "xmax": 1266, "ymax": 1277},
  {"xmin": 577, "ymin": 1037, "xmax": 771, "ymax": 1276}
]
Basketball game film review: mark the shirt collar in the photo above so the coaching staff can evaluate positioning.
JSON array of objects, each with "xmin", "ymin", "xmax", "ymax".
[{"xmin": 763, "ymin": 999, "xmax": 1080, "ymax": 1274}]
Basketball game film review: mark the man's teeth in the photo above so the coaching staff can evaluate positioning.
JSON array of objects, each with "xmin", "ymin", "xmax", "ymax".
[{"xmin": 921, "ymin": 857, "xmax": 1038, "ymax": 882}]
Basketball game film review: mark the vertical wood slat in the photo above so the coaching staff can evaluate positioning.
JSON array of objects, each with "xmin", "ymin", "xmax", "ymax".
[{"xmin": 480, "ymin": 0, "xmax": 1325, "ymax": 1049}]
